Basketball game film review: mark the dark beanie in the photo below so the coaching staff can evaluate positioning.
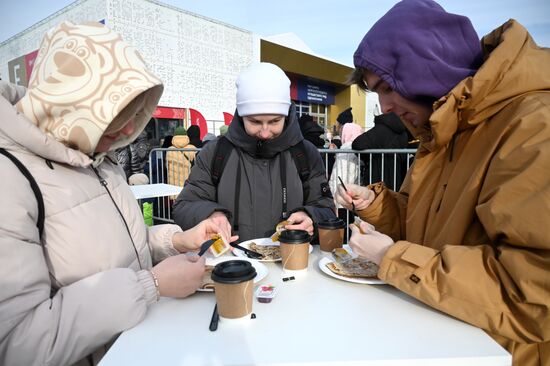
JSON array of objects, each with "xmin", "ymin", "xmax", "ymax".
[
  {"xmin": 337, "ymin": 107, "xmax": 353, "ymax": 124},
  {"xmin": 299, "ymin": 114, "xmax": 314, "ymax": 125},
  {"xmin": 186, "ymin": 125, "xmax": 200, "ymax": 139},
  {"xmin": 298, "ymin": 114, "xmax": 325, "ymax": 148},
  {"xmin": 174, "ymin": 126, "xmax": 187, "ymax": 136},
  {"xmin": 353, "ymin": 0, "xmax": 483, "ymax": 102}
]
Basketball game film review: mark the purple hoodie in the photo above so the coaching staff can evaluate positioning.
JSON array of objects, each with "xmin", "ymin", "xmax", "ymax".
[{"xmin": 353, "ymin": 0, "xmax": 483, "ymax": 103}]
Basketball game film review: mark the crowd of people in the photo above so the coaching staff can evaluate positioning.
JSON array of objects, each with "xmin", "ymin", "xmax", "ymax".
[{"xmin": 1, "ymin": 0, "xmax": 549, "ymax": 365}]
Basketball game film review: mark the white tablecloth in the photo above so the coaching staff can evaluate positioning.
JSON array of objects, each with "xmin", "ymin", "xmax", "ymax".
[
  {"xmin": 129, "ymin": 183, "xmax": 182, "ymax": 199},
  {"xmin": 100, "ymin": 249, "xmax": 511, "ymax": 366}
]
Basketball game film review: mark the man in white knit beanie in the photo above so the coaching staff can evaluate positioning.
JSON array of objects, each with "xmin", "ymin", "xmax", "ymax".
[
  {"xmin": 173, "ymin": 62, "xmax": 336, "ymax": 243},
  {"xmin": 236, "ymin": 63, "xmax": 291, "ymax": 118}
]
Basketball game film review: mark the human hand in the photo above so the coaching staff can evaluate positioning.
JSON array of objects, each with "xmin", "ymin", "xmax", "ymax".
[
  {"xmin": 208, "ymin": 211, "xmax": 233, "ymax": 242},
  {"xmin": 348, "ymin": 221, "xmax": 394, "ymax": 265},
  {"xmin": 334, "ymin": 183, "xmax": 375, "ymax": 211},
  {"xmin": 152, "ymin": 254, "xmax": 206, "ymax": 298},
  {"xmin": 172, "ymin": 218, "xmax": 239, "ymax": 253},
  {"xmin": 285, "ymin": 211, "xmax": 314, "ymax": 236}
]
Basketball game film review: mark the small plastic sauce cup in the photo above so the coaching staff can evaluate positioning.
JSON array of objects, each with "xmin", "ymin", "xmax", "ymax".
[{"xmin": 255, "ymin": 285, "xmax": 277, "ymax": 303}]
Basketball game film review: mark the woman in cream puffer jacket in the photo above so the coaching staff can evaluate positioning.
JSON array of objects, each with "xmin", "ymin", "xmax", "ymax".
[{"xmin": 0, "ymin": 22, "xmax": 222, "ymax": 366}]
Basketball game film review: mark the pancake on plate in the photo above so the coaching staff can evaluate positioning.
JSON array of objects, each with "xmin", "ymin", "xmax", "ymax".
[
  {"xmin": 326, "ymin": 248, "xmax": 379, "ymax": 278},
  {"xmin": 250, "ymin": 242, "xmax": 281, "ymax": 261}
]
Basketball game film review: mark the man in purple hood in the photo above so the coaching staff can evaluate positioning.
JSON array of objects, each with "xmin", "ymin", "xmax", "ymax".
[
  {"xmin": 350, "ymin": 0, "xmax": 483, "ymax": 139},
  {"xmin": 335, "ymin": 1, "xmax": 550, "ymax": 364}
]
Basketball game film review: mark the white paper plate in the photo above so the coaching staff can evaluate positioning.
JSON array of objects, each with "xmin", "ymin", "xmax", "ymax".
[
  {"xmin": 198, "ymin": 256, "xmax": 268, "ymax": 292},
  {"xmin": 318, "ymin": 245, "xmax": 385, "ymax": 285},
  {"xmin": 233, "ymin": 237, "xmax": 313, "ymax": 262}
]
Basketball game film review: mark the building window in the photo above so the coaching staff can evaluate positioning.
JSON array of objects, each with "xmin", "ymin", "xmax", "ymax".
[
  {"xmin": 293, "ymin": 100, "xmax": 328, "ymax": 129},
  {"xmin": 145, "ymin": 118, "xmax": 180, "ymax": 142}
]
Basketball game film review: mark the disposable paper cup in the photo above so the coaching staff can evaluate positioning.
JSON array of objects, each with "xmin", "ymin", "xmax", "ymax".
[
  {"xmin": 317, "ymin": 218, "xmax": 345, "ymax": 252},
  {"xmin": 212, "ymin": 260, "xmax": 256, "ymax": 319},
  {"xmin": 279, "ymin": 230, "xmax": 310, "ymax": 271}
]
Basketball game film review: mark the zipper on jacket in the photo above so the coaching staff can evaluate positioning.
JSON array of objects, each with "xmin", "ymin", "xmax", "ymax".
[
  {"xmin": 256, "ymin": 140, "xmax": 264, "ymax": 157},
  {"xmin": 91, "ymin": 166, "xmax": 143, "ymax": 270}
]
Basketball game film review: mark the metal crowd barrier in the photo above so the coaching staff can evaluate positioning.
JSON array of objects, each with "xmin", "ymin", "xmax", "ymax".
[{"xmin": 147, "ymin": 146, "xmax": 417, "ymax": 241}]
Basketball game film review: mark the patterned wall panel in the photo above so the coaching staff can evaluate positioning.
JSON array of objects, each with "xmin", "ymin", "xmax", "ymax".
[
  {"xmin": 1, "ymin": 0, "xmax": 255, "ymax": 124},
  {"xmin": 108, "ymin": 0, "xmax": 255, "ymax": 121},
  {"xmin": 0, "ymin": 0, "xmax": 106, "ymax": 83}
]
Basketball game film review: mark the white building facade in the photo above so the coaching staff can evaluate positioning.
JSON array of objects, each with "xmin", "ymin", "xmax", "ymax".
[
  {"xmin": 0, "ymin": 0, "xmax": 255, "ymax": 131},
  {"xmin": 1, "ymin": 0, "xmax": 365, "ymax": 139}
]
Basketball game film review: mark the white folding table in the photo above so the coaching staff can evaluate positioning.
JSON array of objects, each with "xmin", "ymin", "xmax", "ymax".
[
  {"xmin": 100, "ymin": 248, "xmax": 511, "ymax": 366},
  {"xmin": 129, "ymin": 183, "xmax": 183, "ymax": 200}
]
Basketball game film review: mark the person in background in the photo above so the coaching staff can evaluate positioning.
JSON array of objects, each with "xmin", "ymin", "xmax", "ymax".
[
  {"xmin": 352, "ymin": 112, "xmax": 413, "ymax": 190},
  {"xmin": 298, "ymin": 114, "xmax": 325, "ymax": 148},
  {"xmin": 202, "ymin": 132, "xmax": 217, "ymax": 146},
  {"xmin": 329, "ymin": 122, "xmax": 364, "ymax": 203},
  {"xmin": 0, "ymin": 22, "xmax": 234, "ymax": 366},
  {"xmin": 335, "ymin": 1, "xmax": 550, "ymax": 364},
  {"xmin": 166, "ymin": 126, "xmax": 196, "ymax": 189},
  {"xmin": 161, "ymin": 135, "xmax": 174, "ymax": 149},
  {"xmin": 115, "ymin": 129, "xmax": 151, "ymax": 182},
  {"xmin": 324, "ymin": 109, "xmax": 352, "ymax": 179},
  {"xmin": 173, "ymin": 63, "xmax": 336, "ymax": 243},
  {"xmin": 186, "ymin": 125, "xmax": 203, "ymax": 148},
  {"xmin": 115, "ymin": 144, "xmax": 132, "ymax": 179},
  {"xmin": 128, "ymin": 172, "xmax": 149, "ymax": 186},
  {"xmin": 334, "ymin": 107, "xmax": 353, "ymax": 138},
  {"xmin": 130, "ymin": 128, "xmax": 151, "ymax": 175},
  {"xmin": 219, "ymin": 125, "xmax": 229, "ymax": 136},
  {"xmin": 298, "ymin": 114, "xmax": 330, "ymax": 176}
]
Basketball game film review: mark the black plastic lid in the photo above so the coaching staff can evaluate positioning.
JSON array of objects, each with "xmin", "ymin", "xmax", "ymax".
[
  {"xmin": 317, "ymin": 218, "xmax": 346, "ymax": 229},
  {"xmin": 279, "ymin": 229, "xmax": 311, "ymax": 244},
  {"xmin": 211, "ymin": 260, "xmax": 257, "ymax": 284}
]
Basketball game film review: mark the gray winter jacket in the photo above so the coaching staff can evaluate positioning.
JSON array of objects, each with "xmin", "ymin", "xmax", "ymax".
[{"xmin": 173, "ymin": 108, "xmax": 336, "ymax": 241}]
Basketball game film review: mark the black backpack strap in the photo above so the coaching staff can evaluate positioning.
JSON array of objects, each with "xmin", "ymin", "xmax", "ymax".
[
  {"xmin": 210, "ymin": 136, "xmax": 240, "ymax": 232},
  {"xmin": 211, "ymin": 136, "xmax": 234, "ymax": 199},
  {"xmin": 289, "ymin": 140, "xmax": 310, "ymax": 182},
  {"xmin": 0, "ymin": 148, "xmax": 45, "ymax": 241},
  {"xmin": 288, "ymin": 140, "xmax": 311, "ymax": 200}
]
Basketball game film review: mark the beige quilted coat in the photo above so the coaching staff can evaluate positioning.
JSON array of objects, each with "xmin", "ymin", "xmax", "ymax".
[{"xmin": 0, "ymin": 22, "xmax": 183, "ymax": 366}]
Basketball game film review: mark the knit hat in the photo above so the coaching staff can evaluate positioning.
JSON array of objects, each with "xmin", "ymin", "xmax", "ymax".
[
  {"xmin": 353, "ymin": 0, "xmax": 482, "ymax": 102},
  {"xmin": 341, "ymin": 123, "xmax": 363, "ymax": 144},
  {"xmin": 128, "ymin": 173, "xmax": 149, "ymax": 185},
  {"xmin": 337, "ymin": 108, "xmax": 353, "ymax": 124},
  {"xmin": 236, "ymin": 63, "xmax": 291, "ymax": 117},
  {"xmin": 187, "ymin": 125, "xmax": 201, "ymax": 140},
  {"xmin": 203, "ymin": 132, "xmax": 216, "ymax": 142},
  {"xmin": 298, "ymin": 114, "xmax": 325, "ymax": 148},
  {"xmin": 299, "ymin": 114, "xmax": 314, "ymax": 125},
  {"xmin": 174, "ymin": 126, "xmax": 187, "ymax": 136},
  {"xmin": 219, "ymin": 125, "xmax": 229, "ymax": 136}
]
